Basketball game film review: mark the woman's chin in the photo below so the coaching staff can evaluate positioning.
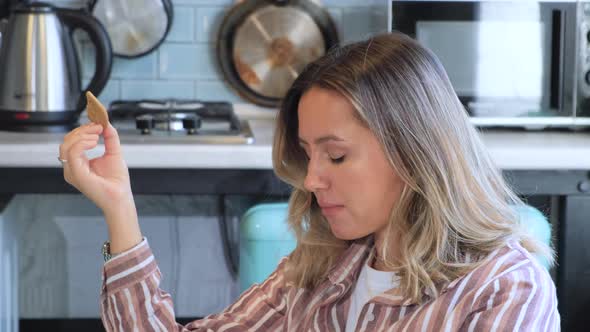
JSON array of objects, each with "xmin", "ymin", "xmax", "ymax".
[{"xmin": 327, "ymin": 218, "xmax": 360, "ymax": 241}]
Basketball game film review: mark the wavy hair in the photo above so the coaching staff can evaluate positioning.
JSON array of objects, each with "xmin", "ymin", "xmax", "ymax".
[{"xmin": 272, "ymin": 32, "xmax": 554, "ymax": 303}]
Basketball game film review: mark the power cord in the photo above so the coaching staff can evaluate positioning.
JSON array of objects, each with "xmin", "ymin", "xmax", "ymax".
[{"xmin": 218, "ymin": 195, "xmax": 239, "ymax": 280}]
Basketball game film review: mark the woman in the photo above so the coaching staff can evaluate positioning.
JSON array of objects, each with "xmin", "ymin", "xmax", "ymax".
[{"xmin": 59, "ymin": 33, "xmax": 559, "ymax": 331}]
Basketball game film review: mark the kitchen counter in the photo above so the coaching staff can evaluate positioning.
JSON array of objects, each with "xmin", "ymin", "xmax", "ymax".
[
  {"xmin": 1, "ymin": 105, "xmax": 590, "ymax": 170},
  {"xmin": 0, "ymin": 104, "xmax": 277, "ymax": 169}
]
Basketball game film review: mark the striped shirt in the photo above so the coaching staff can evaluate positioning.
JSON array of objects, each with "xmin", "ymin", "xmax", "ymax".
[{"xmin": 100, "ymin": 237, "xmax": 560, "ymax": 331}]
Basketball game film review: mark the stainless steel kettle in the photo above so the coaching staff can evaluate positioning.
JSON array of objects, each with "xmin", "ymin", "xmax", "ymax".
[{"xmin": 0, "ymin": 2, "xmax": 112, "ymax": 131}]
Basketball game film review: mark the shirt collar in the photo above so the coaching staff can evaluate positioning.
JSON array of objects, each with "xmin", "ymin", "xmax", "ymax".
[
  {"xmin": 322, "ymin": 235, "xmax": 485, "ymax": 307},
  {"xmin": 327, "ymin": 235, "xmax": 373, "ymax": 286}
]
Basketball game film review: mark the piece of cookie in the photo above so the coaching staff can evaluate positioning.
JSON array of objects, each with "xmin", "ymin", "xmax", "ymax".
[{"xmin": 85, "ymin": 91, "xmax": 109, "ymax": 127}]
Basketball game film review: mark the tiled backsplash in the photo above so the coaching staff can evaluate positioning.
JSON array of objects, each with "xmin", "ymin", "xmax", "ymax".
[{"xmin": 52, "ymin": 0, "xmax": 387, "ymax": 107}]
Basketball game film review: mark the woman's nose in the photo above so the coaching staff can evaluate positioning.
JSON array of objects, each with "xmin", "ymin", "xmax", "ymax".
[{"xmin": 303, "ymin": 158, "xmax": 328, "ymax": 192}]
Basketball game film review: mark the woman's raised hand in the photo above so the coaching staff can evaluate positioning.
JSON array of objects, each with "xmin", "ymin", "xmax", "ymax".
[{"xmin": 59, "ymin": 122, "xmax": 133, "ymax": 214}]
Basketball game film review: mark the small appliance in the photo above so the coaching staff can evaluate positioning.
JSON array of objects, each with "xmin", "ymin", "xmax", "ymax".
[
  {"xmin": 0, "ymin": 2, "xmax": 112, "ymax": 132},
  {"xmin": 388, "ymin": 0, "xmax": 590, "ymax": 129}
]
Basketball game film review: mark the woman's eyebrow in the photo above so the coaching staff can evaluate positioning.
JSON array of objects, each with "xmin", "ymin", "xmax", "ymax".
[{"xmin": 298, "ymin": 135, "xmax": 345, "ymax": 145}]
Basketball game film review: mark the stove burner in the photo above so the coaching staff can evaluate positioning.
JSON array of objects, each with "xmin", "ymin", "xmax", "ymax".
[
  {"xmin": 106, "ymin": 99, "xmax": 254, "ymax": 144},
  {"xmin": 136, "ymin": 113, "xmax": 202, "ymax": 135},
  {"xmin": 137, "ymin": 100, "xmax": 205, "ymax": 110}
]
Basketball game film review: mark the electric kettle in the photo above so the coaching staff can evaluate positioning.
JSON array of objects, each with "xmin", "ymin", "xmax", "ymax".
[{"xmin": 0, "ymin": 2, "xmax": 112, "ymax": 131}]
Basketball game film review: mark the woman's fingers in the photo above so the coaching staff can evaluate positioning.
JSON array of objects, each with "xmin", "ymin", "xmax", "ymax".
[
  {"xmin": 63, "ymin": 139, "xmax": 100, "ymax": 186},
  {"xmin": 64, "ymin": 122, "xmax": 102, "ymax": 141},
  {"xmin": 68, "ymin": 138, "xmax": 99, "ymax": 160},
  {"xmin": 59, "ymin": 123, "xmax": 103, "ymax": 159}
]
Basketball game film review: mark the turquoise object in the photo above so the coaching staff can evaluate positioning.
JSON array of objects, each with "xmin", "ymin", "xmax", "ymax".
[
  {"xmin": 512, "ymin": 204, "xmax": 552, "ymax": 269},
  {"xmin": 238, "ymin": 203, "xmax": 552, "ymax": 291},
  {"xmin": 239, "ymin": 202, "xmax": 296, "ymax": 292}
]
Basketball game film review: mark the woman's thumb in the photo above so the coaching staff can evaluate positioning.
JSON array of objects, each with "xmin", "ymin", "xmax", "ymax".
[{"xmin": 103, "ymin": 123, "xmax": 122, "ymax": 156}]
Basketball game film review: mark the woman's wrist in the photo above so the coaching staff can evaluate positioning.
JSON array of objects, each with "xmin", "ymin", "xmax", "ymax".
[{"xmin": 103, "ymin": 201, "xmax": 143, "ymax": 254}]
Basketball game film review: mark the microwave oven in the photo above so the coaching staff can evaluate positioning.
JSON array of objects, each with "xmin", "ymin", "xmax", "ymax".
[{"xmin": 388, "ymin": 0, "xmax": 590, "ymax": 129}]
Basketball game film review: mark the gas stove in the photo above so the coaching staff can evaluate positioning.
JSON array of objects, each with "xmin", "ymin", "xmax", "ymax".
[{"xmin": 107, "ymin": 99, "xmax": 254, "ymax": 144}]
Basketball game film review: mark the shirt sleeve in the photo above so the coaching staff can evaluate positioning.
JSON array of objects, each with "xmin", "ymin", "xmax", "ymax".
[
  {"xmin": 100, "ymin": 238, "xmax": 290, "ymax": 332},
  {"xmin": 461, "ymin": 264, "xmax": 560, "ymax": 332}
]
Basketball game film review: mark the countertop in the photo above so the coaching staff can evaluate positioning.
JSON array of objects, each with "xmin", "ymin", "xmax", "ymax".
[{"xmin": 1, "ymin": 104, "xmax": 590, "ymax": 170}]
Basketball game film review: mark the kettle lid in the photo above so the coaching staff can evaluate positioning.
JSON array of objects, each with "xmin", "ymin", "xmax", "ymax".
[{"xmin": 13, "ymin": 2, "xmax": 55, "ymax": 14}]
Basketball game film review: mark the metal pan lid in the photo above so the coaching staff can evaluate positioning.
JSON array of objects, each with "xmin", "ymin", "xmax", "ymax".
[
  {"xmin": 217, "ymin": 0, "xmax": 339, "ymax": 107},
  {"xmin": 90, "ymin": 0, "xmax": 173, "ymax": 58}
]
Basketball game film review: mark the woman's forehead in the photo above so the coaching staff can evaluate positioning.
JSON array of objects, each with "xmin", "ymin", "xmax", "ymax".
[{"xmin": 297, "ymin": 88, "xmax": 365, "ymax": 141}]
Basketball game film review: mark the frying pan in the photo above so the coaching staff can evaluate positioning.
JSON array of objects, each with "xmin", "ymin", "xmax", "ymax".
[{"xmin": 217, "ymin": 0, "xmax": 339, "ymax": 107}]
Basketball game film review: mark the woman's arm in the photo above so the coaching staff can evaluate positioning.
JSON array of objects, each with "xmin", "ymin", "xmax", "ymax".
[
  {"xmin": 60, "ymin": 120, "xmax": 290, "ymax": 330},
  {"xmin": 461, "ymin": 266, "xmax": 560, "ymax": 331},
  {"xmin": 100, "ymin": 239, "xmax": 290, "ymax": 332}
]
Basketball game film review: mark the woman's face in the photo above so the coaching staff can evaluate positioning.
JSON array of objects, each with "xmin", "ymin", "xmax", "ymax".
[{"xmin": 298, "ymin": 87, "xmax": 405, "ymax": 243}]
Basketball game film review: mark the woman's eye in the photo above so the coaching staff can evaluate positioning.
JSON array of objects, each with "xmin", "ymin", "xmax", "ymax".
[{"xmin": 330, "ymin": 155, "xmax": 345, "ymax": 164}]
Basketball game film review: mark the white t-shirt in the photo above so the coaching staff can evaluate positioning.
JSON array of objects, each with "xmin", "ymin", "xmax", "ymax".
[{"xmin": 345, "ymin": 253, "xmax": 400, "ymax": 332}]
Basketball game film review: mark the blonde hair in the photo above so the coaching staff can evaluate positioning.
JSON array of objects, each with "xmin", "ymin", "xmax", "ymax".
[{"xmin": 272, "ymin": 32, "xmax": 554, "ymax": 303}]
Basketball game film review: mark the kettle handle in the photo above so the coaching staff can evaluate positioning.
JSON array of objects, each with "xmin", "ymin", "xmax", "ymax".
[{"xmin": 57, "ymin": 8, "xmax": 113, "ymax": 112}]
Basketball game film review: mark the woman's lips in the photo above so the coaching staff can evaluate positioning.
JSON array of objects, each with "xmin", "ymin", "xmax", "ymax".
[{"xmin": 320, "ymin": 204, "xmax": 345, "ymax": 217}]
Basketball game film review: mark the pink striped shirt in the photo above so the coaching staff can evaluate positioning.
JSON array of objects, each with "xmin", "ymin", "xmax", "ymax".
[{"xmin": 100, "ymin": 237, "xmax": 560, "ymax": 331}]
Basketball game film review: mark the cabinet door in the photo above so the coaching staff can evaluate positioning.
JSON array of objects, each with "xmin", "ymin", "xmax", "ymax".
[{"xmin": 0, "ymin": 195, "xmax": 17, "ymax": 332}]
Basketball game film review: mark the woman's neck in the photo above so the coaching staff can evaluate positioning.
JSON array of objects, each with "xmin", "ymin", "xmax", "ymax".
[{"xmin": 372, "ymin": 229, "xmax": 401, "ymax": 271}]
